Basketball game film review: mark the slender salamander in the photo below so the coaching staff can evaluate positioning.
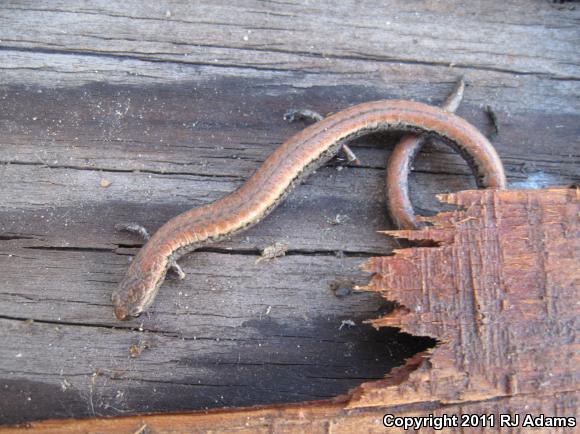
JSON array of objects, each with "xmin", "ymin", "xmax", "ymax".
[{"xmin": 112, "ymin": 99, "xmax": 506, "ymax": 320}]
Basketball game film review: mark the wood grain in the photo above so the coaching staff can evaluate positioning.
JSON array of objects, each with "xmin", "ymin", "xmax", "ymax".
[
  {"xmin": 355, "ymin": 187, "xmax": 579, "ymax": 408},
  {"xmin": 0, "ymin": 0, "xmax": 579, "ymax": 425}
]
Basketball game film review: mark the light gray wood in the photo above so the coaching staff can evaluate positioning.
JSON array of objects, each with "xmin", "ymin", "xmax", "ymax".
[
  {"xmin": 0, "ymin": 0, "xmax": 578, "ymax": 425},
  {"xmin": 1, "ymin": 1, "xmax": 578, "ymax": 79}
]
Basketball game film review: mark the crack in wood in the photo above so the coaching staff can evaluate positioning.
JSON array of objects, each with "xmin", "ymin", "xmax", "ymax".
[{"xmin": 2, "ymin": 41, "xmax": 578, "ymax": 81}]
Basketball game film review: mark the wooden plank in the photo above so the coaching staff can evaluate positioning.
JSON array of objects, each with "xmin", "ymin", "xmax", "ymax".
[
  {"xmin": 0, "ymin": 0, "xmax": 578, "ymax": 426},
  {"xmin": 1, "ymin": 1, "xmax": 578, "ymax": 79},
  {"xmin": 0, "ymin": 315, "xmax": 432, "ymax": 422},
  {"xmin": 2, "ymin": 392, "xmax": 577, "ymax": 434},
  {"xmin": 0, "ymin": 81, "xmax": 578, "ymax": 177},
  {"xmin": 3, "ymin": 187, "xmax": 577, "ymax": 432}
]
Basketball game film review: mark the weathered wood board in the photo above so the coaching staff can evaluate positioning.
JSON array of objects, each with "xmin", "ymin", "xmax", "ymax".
[
  {"xmin": 4, "ymin": 187, "xmax": 578, "ymax": 433},
  {"xmin": 0, "ymin": 0, "xmax": 579, "ymax": 426}
]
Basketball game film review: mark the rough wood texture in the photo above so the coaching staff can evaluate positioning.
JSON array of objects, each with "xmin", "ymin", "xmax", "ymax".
[
  {"xmin": 355, "ymin": 187, "xmax": 579, "ymax": 408},
  {"xmin": 1, "ymin": 0, "xmax": 579, "ymax": 426},
  {"xmin": 4, "ymin": 187, "xmax": 578, "ymax": 433}
]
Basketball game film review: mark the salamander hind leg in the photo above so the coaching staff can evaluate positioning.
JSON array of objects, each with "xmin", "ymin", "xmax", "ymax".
[{"xmin": 284, "ymin": 108, "xmax": 360, "ymax": 165}]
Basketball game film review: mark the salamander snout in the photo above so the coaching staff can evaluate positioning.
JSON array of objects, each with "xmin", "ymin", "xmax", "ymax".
[
  {"xmin": 112, "ymin": 299, "xmax": 143, "ymax": 320},
  {"xmin": 111, "ymin": 290, "xmax": 139, "ymax": 320},
  {"xmin": 112, "ymin": 261, "xmax": 162, "ymax": 321}
]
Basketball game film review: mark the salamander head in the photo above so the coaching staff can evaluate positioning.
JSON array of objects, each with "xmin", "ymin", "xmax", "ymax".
[{"xmin": 112, "ymin": 258, "xmax": 166, "ymax": 320}]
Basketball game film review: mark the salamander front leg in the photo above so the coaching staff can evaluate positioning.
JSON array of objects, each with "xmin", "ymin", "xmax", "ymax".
[{"xmin": 115, "ymin": 223, "xmax": 186, "ymax": 279}]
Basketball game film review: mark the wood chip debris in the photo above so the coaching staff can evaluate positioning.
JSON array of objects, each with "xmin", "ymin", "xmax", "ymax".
[
  {"xmin": 256, "ymin": 241, "xmax": 289, "ymax": 263},
  {"xmin": 339, "ymin": 319, "xmax": 356, "ymax": 330},
  {"xmin": 129, "ymin": 341, "xmax": 150, "ymax": 358}
]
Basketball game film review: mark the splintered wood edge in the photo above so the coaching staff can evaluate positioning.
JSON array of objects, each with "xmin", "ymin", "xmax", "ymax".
[{"xmin": 347, "ymin": 187, "xmax": 579, "ymax": 409}]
